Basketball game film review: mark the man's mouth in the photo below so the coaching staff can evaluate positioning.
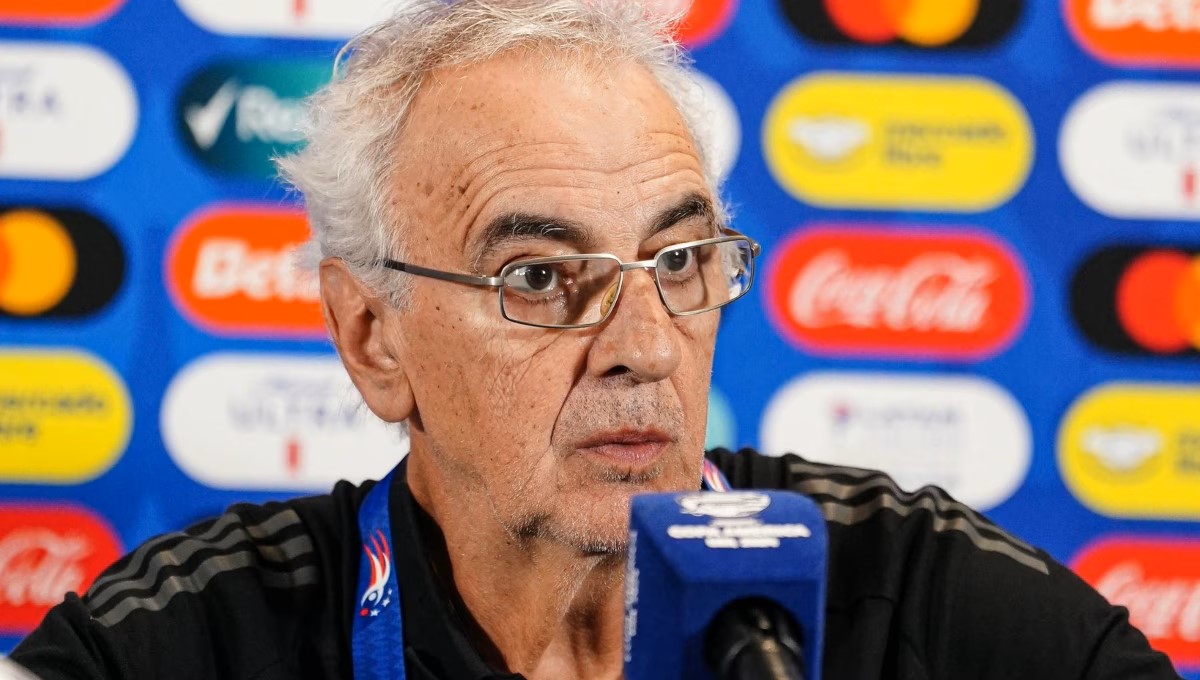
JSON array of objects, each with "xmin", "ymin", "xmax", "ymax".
[{"xmin": 575, "ymin": 428, "xmax": 673, "ymax": 468}]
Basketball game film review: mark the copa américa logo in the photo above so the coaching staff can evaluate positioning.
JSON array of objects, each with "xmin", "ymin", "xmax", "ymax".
[
  {"xmin": 1071, "ymin": 245, "xmax": 1200, "ymax": 356},
  {"xmin": 765, "ymin": 226, "xmax": 1030, "ymax": 360},
  {"xmin": 762, "ymin": 73, "xmax": 1033, "ymax": 212},
  {"xmin": 177, "ymin": 61, "xmax": 328, "ymax": 179},
  {"xmin": 0, "ymin": 208, "xmax": 124, "ymax": 319},
  {"xmin": 0, "ymin": 503, "xmax": 122, "ymax": 635},
  {"xmin": 0, "ymin": 0, "xmax": 124, "ymax": 25},
  {"xmin": 779, "ymin": 0, "xmax": 1020, "ymax": 47},
  {"xmin": 1073, "ymin": 537, "xmax": 1200, "ymax": 669},
  {"xmin": 1060, "ymin": 82, "xmax": 1200, "ymax": 221},
  {"xmin": 0, "ymin": 42, "xmax": 137, "ymax": 181},
  {"xmin": 1059, "ymin": 383, "xmax": 1200, "ymax": 519},
  {"xmin": 1065, "ymin": 0, "xmax": 1200, "ymax": 67},
  {"xmin": 176, "ymin": 0, "xmax": 400, "ymax": 38},
  {"xmin": 761, "ymin": 372, "xmax": 1031, "ymax": 511},
  {"xmin": 160, "ymin": 353, "xmax": 406, "ymax": 492},
  {"xmin": 0, "ymin": 350, "xmax": 131, "ymax": 484},
  {"xmin": 166, "ymin": 204, "xmax": 324, "ymax": 338}
]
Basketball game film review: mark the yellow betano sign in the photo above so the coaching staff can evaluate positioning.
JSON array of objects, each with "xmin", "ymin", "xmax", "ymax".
[
  {"xmin": 1059, "ymin": 383, "xmax": 1200, "ymax": 519},
  {"xmin": 0, "ymin": 350, "xmax": 131, "ymax": 483},
  {"xmin": 762, "ymin": 72, "xmax": 1034, "ymax": 212}
]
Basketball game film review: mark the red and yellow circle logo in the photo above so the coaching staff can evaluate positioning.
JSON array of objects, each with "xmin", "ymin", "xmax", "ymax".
[{"xmin": 0, "ymin": 210, "xmax": 78, "ymax": 317}]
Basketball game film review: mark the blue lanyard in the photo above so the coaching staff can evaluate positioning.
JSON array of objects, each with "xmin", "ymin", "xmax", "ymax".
[{"xmin": 351, "ymin": 459, "xmax": 732, "ymax": 679}]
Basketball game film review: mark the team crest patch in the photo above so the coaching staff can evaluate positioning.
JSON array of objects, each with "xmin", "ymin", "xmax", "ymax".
[{"xmin": 359, "ymin": 529, "xmax": 394, "ymax": 617}]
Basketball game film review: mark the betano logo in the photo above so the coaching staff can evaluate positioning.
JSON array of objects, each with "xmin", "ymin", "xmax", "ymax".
[
  {"xmin": 0, "ymin": 350, "xmax": 131, "ymax": 484},
  {"xmin": 1071, "ymin": 246, "xmax": 1200, "ymax": 356},
  {"xmin": 766, "ymin": 226, "xmax": 1029, "ymax": 360},
  {"xmin": 761, "ymin": 372, "xmax": 1031, "ymax": 511},
  {"xmin": 166, "ymin": 205, "xmax": 323, "ymax": 338},
  {"xmin": 1066, "ymin": 0, "xmax": 1200, "ymax": 67},
  {"xmin": 0, "ymin": 208, "xmax": 124, "ymax": 319},
  {"xmin": 160, "ymin": 353, "xmax": 406, "ymax": 491},
  {"xmin": 1061, "ymin": 82, "xmax": 1200, "ymax": 221},
  {"xmin": 176, "ymin": 0, "xmax": 403, "ymax": 38},
  {"xmin": 1059, "ymin": 383, "xmax": 1200, "ymax": 519},
  {"xmin": 0, "ymin": 43, "xmax": 137, "ymax": 181},
  {"xmin": 1073, "ymin": 537, "xmax": 1200, "ymax": 668},
  {"xmin": 762, "ymin": 73, "xmax": 1033, "ymax": 212},
  {"xmin": 0, "ymin": 503, "xmax": 122, "ymax": 635},
  {"xmin": 780, "ymin": 0, "xmax": 1020, "ymax": 47},
  {"xmin": 0, "ymin": 0, "xmax": 124, "ymax": 25},
  {"xmin": 177, "ymin": 61, "xmax": 329, "ymax": 178}
]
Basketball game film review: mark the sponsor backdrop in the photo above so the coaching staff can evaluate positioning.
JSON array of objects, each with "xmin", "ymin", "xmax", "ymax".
[{"xmin": 0, "ymin": 0, "xmax": 1198, "ymax": 672}]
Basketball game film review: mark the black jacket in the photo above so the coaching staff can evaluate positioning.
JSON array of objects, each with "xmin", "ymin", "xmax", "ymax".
[{"xmin": 12, "ymin": 449, "xmax": 1182, "ymax": 679}]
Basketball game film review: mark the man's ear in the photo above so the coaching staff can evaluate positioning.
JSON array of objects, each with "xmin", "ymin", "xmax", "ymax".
[{"xmin": 319, "ymin": 258, "xmax": 415, "ymax": 424}]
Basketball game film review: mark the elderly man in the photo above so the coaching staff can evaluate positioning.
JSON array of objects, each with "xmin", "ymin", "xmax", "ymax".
[{"xmin": 10, "ymin": 1, "xmax": 1182, "ymax": 679}]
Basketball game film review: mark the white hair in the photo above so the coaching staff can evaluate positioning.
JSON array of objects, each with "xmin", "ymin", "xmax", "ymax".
[{"xmin": 276, "ymin": 0, "xmax": 726, "ymax": 305}]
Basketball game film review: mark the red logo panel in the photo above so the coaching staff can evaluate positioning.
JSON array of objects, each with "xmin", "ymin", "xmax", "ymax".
[
  {"xmin": 0, "ymin": 504, "xmax": 122, "ymax": 634},
  {"xmin": 1074, "ymin": 538, "xmax": 1200, "ymax": 668},
  {"xmin": 766, "ymin": 226, "xmax": 1030, "ymax": 359}
]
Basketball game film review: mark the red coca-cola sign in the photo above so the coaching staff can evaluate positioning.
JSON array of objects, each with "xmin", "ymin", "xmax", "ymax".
[
  {"xmin": 1074, "ymin": 537, "xmax": 1200, "ymax": 668},
  {"xmin": 0, "ymin": 504, "xmax": 122, "ymax": 634},
  {"xmin": 766, "ymin": 226, "xmax": 1030, "ymax": 359}
]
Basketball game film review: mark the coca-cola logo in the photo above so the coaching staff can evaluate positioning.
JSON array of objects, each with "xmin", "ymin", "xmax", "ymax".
[
  {"xmin": 766, "ymin": 226, "xmax": 1030, "ymax": 359},
  {"xmin": 1073, "ymin": 537, "xmax": 1200, "ymax": 667},
  {"xmin": 0, "ymin": 504, "xmax": 122, "ymax": 634}
]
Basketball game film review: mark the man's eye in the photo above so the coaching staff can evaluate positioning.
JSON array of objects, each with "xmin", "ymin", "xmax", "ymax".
[
  {"xmin": 507, "ymin": 264, "xmax": 559, "ymax": 293},
  {"xmin": 661, "ymin": 248, "xmax": 695, "ymax": 274}
]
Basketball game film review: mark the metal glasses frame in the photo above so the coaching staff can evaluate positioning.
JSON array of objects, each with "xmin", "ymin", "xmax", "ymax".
[{"xmin": 376, "ymin": 232, "xmax": 761, "ymax": 329}]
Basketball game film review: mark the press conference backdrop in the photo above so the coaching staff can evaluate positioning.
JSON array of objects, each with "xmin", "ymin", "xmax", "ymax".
[{"xmin": 0, "ymin": 0, "xmax": 1198, "ymax": 672}]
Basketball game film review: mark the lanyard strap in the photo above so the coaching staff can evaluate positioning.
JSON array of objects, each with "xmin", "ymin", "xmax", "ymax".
[{"xmin": 351, "ymin": 458, "xmax": 731, "ymax": 679}]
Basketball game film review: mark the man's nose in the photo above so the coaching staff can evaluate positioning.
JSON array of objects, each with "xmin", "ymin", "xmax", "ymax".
[{"xmin": 585, "ymin": 268, "xmax": 682, "ymax": 382}]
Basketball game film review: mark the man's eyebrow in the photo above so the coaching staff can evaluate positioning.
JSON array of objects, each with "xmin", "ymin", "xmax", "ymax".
[
  {"xmin": 650, "ymin": 193, "xmax": 716, "ymax": 236},
  {"xmin": 472, "ymin": 213, "xmax": 593, "ymax": 263}
]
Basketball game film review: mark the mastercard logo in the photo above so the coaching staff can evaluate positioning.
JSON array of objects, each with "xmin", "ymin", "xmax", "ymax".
[
  {"xmin": 780, "ymin": 0, "xmax": 1020, "ymax": 47},
  {"xmin": 0, "ymin": 0, "xmax": 123, "ymax": 25},
  {"xmin": 166, "ymin": 205, "xmax": 325, "ymax": 338},
  {"xmin": 0, "ymin": 208, "xmax": 124, "ymax": 319},
  {"xmin": 1066, "ymin": 0, "xmax": 1200, "ymax": 67},
  {"xmin": 1071, "ymin": 246, "xmax": 1200, "ymax": 356}
]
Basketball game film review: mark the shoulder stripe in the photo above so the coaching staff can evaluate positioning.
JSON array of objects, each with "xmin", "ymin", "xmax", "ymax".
[
  {"xmin": 92, "ymin": 554, "xmax": 319, "ymax": 628},
  {"xmin": 787, "ymin": 461, "xmax": 1048, "ymax": 575},
  {"xmin": 87, "ymin": 508, "xmax": 300, "ymax": 597}
]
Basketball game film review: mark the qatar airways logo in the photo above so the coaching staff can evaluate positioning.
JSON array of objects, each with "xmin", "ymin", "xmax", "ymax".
[{"xmin": 766, "ymin": 226, "xmax": 1029, "ymax": 360}]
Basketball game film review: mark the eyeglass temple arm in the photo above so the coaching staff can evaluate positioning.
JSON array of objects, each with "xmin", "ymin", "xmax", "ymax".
[{"xmin": 378, "ymin": 259, "xmax": 504, "ymax": 288}]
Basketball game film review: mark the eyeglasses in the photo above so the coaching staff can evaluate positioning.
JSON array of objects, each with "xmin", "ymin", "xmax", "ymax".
[{"xmin": 375, "ymin": 232, "xmax": 761, "ymax": 329}]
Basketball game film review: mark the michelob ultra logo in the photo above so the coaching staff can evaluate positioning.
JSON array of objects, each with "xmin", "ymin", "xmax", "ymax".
[
  {"xmin": 1073, "ymin": 537, "xmax": 1200, "ymax": 667},
  {"xmin": 161, "ymin": 353, "xmax": 406, "ymax": 491},
  {"xmin": 766, "ymin": 226, "xmax": 1029, "ymax": 360},
  {"xmin": 1071, "ymin": 246, "xmax": 1200, "ymax": 356},
  {"xmin": 0, "ymin": 0, "xmax": 124, "ymax": 25},
  {"xmin": 177, "ymin": 61, "xmax": 328, "ymax": 178},
  {"xmin": 1065, "ymin": 0, "xmax": 1200, "ymax": 67},
  {"xmin": 0, "ymin": 208, "xmax": 125, "ymax": 319},
  {"xmin": 1060, "ymin": 82, "xmax": 1200, "ymax": 221},
  {"xmin": 175, "ymin": 0, "xmax": 401, "ymax": 38},
  {"xmin": 166, "ymin": 205, "xmax": 323, "ymax": 338},
  {"xmin": 1059, "ymin": 383, "xmax": 1200, "ymax": 519},
  {"xmin": 763, "ymin": 73, "xmax": 1033, "ymax": 212},
  {"xmin": 0, "ymin": 504, "xmax": 122, "ymax": 635},
  {"xmin": 0, "ymin": 43, "xmax": 137, "ymax": 180},
  {"xmin": 780, "ymin": 0, "xmax": 1020, "ymax": 47},
  {"xmin": 0, "ymin": 350, "xmax": 131, "ymax": 484}
]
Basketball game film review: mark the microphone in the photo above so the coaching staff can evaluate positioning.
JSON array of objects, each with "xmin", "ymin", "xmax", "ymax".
[{"xmin": 623, "ymin": 490, "xmax": 827, "ymax": 680}]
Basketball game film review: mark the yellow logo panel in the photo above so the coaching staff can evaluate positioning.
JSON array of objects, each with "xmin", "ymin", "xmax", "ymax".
[
  {"xmin": 762, "ymin": 72, "xmax": 1034, "ymax": 212},
  {"xmin": 0, "ymin": 350, "xmax": 131, "ymax": 483},
  {"xmin": 1059, "ymin": 383, "xmax": 1200, "ymax": 519}
]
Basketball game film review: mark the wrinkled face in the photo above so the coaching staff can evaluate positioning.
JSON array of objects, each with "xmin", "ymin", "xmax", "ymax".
[{"xmin": 381, "ymin": 53, "xmax": 720, "ymax": 553}]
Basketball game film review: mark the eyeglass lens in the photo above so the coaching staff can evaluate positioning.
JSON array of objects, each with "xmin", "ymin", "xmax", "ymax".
[{"xmin": 498, "ymin": 239, "xmax": 754, "ymax": 328}]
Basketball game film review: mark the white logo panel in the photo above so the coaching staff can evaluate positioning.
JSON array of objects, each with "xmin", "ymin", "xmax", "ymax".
[
  {"xmin": 175, "ymin": 0, "xmax": 410, "ymax": 38},
  {"xmin": 161, "ymin": 353, "xmax": 407, "ymax": 491},
  {"xmin": 1060, "ymin": 82, "xmax": 1200, "ymax": 220},
  {"xmin": 0, "ymin": 43, "xmax": 137, "ymax": 180},
  {"xmin": 687, "ymin": 71, "xmax": 741, "ymax": 183},
  {"xmin": 760, "ymin": 372, "xmax": 1031, "ymax": 511}
]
